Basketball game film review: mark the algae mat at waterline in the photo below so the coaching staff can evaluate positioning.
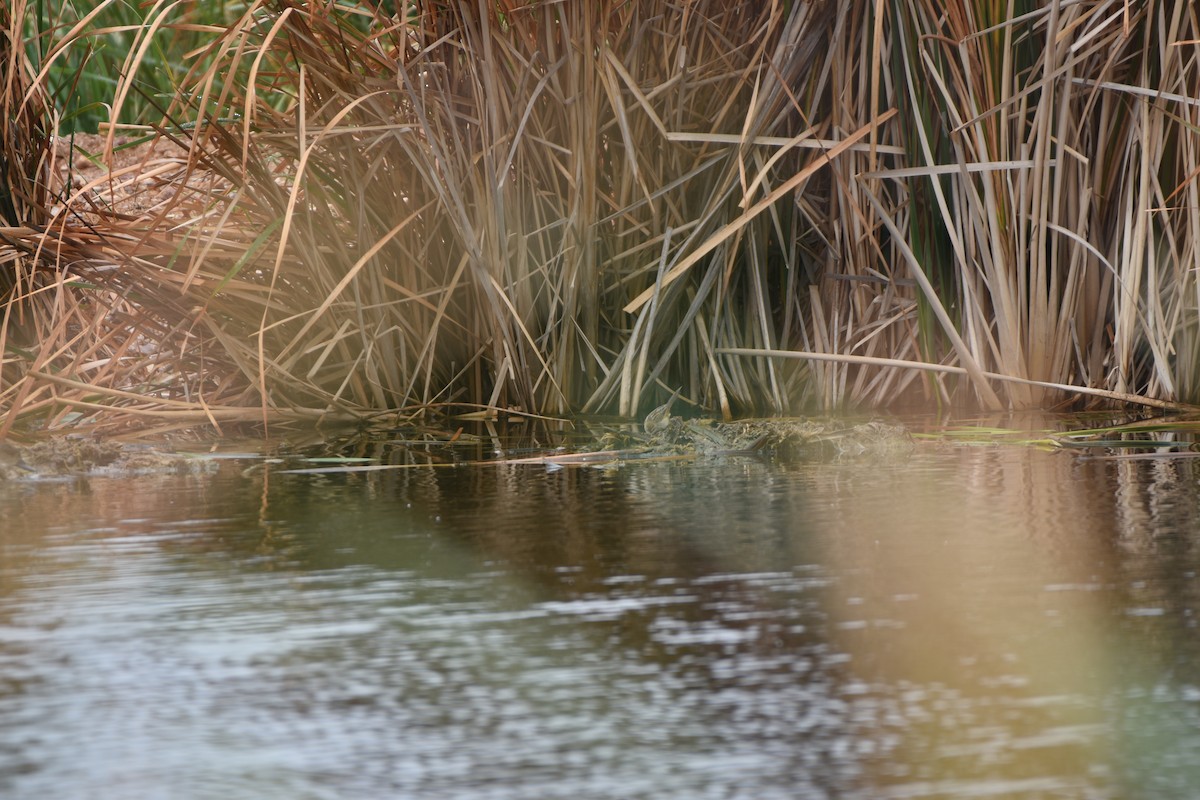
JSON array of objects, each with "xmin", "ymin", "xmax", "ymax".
[
  {"xmin": 2, "ymin": 1, "xmax": 1199, "ymax": 435},
  {"xmin": 0, "ymin": 415, "xmax": 913, "ymax": 482},
  {"xmin": 4, "ymin": 411, "xmax": 1192, "ymax": 485}
]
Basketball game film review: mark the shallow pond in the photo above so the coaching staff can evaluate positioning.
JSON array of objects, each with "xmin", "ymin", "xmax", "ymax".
[{"xmin": 2, "ymin": 415, "xmax": 1200, "ymax": 799}]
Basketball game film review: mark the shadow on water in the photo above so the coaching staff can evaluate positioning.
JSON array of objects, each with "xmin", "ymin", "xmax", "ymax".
[{"xmin": 2, "ymin": 414, "xmax": 1200, "ymax": 798}]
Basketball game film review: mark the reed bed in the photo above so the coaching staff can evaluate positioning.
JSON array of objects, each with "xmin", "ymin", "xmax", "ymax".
[{"xmin": 1, "ymin": 0, "xmax": 1198, "ymax": 434}]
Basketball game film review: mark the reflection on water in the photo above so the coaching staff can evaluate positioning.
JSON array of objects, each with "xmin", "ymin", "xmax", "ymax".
[{"xmin": 2, "ymin": 420, "xmax": 1200, "ymax": 798}]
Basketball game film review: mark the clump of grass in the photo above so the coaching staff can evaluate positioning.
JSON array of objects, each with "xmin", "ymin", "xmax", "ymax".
[
  {"xmin": 30, "ymin": 0, "xmax": 856, "ymax": 426},
  {"xmin": 1, "ymin": 0, "xmax": 54, "ymax": 229},
  {"xmin": 859, "ymin": 1, "xmax": 1200, "ymax": 408},
  {"xmin": 1, "ymin": 0, "xmax": 58, "ymax": 432},
  {"xmin": 2, "ymin": 1, "xmax": 1200, "ymax": 436}
]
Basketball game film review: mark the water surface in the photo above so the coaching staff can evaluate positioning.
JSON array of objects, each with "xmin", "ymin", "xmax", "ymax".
[{"xmin": 2, "ymin": 419, "xmax": 1199, "ymax": 798}]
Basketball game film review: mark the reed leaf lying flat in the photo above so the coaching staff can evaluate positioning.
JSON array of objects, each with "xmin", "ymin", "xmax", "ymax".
[{"xmin": 2, "ymin": 0, "xmax": 1199, "ymax": 433}]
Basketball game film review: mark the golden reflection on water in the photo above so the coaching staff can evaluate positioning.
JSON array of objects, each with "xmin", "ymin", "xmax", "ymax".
[{"xmin": 815, "ymin": 434, "xmax": 1130, "ymax": 795}]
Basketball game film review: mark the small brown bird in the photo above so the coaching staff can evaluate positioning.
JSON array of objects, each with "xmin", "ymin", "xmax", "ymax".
[{"xmin": 643, "ymin": 389, "xmax": 681, "ymax": 435}]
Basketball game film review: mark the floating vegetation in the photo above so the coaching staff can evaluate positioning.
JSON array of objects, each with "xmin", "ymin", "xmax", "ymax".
[
  {"xmin": 1049, "ymin": 417, "xmax": 1200, "ymax": 459},
  {"xmin": 581, "ymin": 417, "xmax": 913, "ymax": 462}
]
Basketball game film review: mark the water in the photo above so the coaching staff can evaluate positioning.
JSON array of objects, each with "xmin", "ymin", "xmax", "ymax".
[{"xmin": 2, "ymin": 421, "xmax": 1200, "ymax": 799}]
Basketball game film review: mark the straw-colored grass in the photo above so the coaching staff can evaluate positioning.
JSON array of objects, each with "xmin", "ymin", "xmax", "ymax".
[{"xmin": 2, "ymin": 1, "xmax": 1199, "ymax": 434}]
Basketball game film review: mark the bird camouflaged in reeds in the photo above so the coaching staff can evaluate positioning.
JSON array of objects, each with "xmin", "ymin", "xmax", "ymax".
[{"xmin": 643, "ymin": 389, "xmax": 682, "ymax": 435}]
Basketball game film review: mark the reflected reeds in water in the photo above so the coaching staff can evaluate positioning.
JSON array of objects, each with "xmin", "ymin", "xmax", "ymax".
[{"xmin": 1, "ymin": 424, "xmax": 1200, "ymax": 797}]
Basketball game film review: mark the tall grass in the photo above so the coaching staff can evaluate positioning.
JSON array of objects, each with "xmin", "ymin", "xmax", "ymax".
[
  {"xmin": 1, "ymin": 0, "xmax": 1199, "ymax": 433},
  {"xmin": 1, "ymin": 0, "xmax": 56, "ymax": 436},
  {"xmin": 1, "ymin": 1, "xmax": 53, "ymax": 229},
  {"xmin": 23, "ymin": 0, "xmax": 243, "ymax": 131}
]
